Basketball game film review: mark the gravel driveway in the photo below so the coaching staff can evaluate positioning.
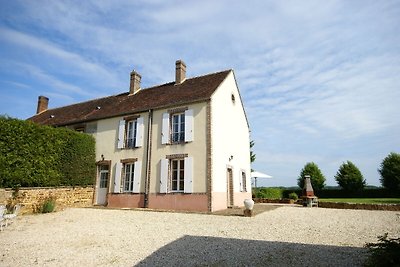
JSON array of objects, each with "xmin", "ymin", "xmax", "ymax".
[{"xmin": 1, "ymin": 205, "xmax": 399, "ymax": 266}]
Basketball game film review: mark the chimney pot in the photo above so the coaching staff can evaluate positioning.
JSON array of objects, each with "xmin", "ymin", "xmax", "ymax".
[
  {"xmin": 129, "ymin": 70, "xmax": 141, "ymax": 95},
  {"xmin": 36, "ymin": 96, "xmax": 49, "ymax": 114},
  {"xmin": 175, "ymin": 60, "xmax": 186, "ymax": 85}
]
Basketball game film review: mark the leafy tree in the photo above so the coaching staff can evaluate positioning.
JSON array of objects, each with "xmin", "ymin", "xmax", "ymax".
[
  {"xmin": 250, "ymin": 140, "xmax": 256, "ymax": 171},
  {"xmin": 378, "ymin": 152, "xmax": 400, "ymax": 191},
  {"xmin": 297, "ymin": 162, "xmax": 326, "ymax": 191},
  {"xmin": 334, "ymin": 161, "xmax": 366, "ymax": 191}
]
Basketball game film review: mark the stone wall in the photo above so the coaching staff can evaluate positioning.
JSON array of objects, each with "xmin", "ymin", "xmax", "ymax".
[{"xmin": 1, "ymin": 186, "xmax": 94, "ymax": 214}]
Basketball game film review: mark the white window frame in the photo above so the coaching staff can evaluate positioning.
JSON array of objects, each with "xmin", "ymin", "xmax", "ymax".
[
  {"xmin": 123, "ymin": 163, "xmax": 135, "ymax": 192},
  {"xmin": 126, "ymin": 120, "xmax": 137, "ymax": 148},
  {"xmin": 171, "ymin": 159, "xmax": 185, "ymax": 192},
  {"xmin": 159, "ymin": 157, "xmax": 193, "ymax": 193},
  {"xmin": 161, "ymin": 109, "xmax": 193, "ymax": 145},
  {"xmin": 171, "ymin": 113, "xmax": 185, "ymax": 143}
]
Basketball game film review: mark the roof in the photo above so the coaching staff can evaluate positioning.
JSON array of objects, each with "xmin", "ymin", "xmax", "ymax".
[{"xmin": 28, "ymin": 69, "xmax": 232, "ymax": 126}]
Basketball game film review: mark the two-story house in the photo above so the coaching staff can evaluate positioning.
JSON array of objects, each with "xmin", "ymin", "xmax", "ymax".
[{"xmin": 29, "ymin": 60, "xmax": 251, "ymax": 212}]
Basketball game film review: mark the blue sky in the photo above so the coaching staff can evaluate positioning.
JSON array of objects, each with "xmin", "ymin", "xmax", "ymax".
[{"xmin": 1, "ymin": 0, "xmax": 399, "ymax": 187}]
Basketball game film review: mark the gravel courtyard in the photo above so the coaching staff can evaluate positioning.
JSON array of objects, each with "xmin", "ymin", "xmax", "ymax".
[{"xmin": 1, "ymin": 205, "xmax": 399, "ymax": 266}]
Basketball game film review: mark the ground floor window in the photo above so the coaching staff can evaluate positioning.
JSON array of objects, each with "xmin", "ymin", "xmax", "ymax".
[
  {"xmin": 123, "ymin": 163, "xmax": 135, "ymax": 192},
  {"xmin": 171, "ymin": 159, "xmax": 185, "ymax": 192},
  {"xmin": 240, "ymin": 171, "xmax": 247, "ymax": 192}
]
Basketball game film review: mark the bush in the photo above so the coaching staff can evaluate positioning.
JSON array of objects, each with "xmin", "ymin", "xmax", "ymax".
[
  {"xmin": 335, "ymin": 161, "xmax": 366, "ymax": 192},
  {"xmin": 365, "ymin": 233, "xmax": 400, "ymax": 267},
  {"xmin": 288, "ymin": 192, "xmax": 298, "ymax": 201},
  {"xmin": 297, "ymin": 162, "xmax": 326, "ymax": 191},
  {"xmin": 379, "ymin": 152, "xmax": 400, "ymax": 191},
  {"xmin": 41, "ymin": 196, "xmax": 56, "ymax": 213},
  {"xmin": 0, "ymin": 116, "xmax": 95, "ymax": 187},
  {"xmin": 255, "ymin": 187, "xmax": 283, "ymax": 199}
]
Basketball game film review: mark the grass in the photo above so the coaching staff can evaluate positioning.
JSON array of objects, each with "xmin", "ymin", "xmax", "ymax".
[{"xmin": 319, "ymin": 198, "xmax": 400, "ymax": 204}]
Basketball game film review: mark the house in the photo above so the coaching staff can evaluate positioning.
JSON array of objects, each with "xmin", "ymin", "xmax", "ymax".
[{"xmin": 29, "ymin": 60, "xmax": 251, "ymax": 212}]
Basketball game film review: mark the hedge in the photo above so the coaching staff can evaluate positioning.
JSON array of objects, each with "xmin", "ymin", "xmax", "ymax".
[
  {"xmin": 0, "ymin": 116, "xmax": 95, "ymax": 187},
  {"xmin": 253, "ymin": 187, "xmax": 399, "ymax": 199}
]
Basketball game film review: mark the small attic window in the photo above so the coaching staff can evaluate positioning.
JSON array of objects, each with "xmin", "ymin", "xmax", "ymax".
[{"xmin": 231, "ymin": 93, "xmax": 236, "ymax": 104}]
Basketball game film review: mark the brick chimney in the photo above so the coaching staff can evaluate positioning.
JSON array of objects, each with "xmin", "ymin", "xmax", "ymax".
[
  {"xmin": 129, "ymin": 70, "xmax": 141, "ymax": 95},
  {"xmin": 302, "ymin": 175, "xmax": 315, "ymax": 197},
  {"xmin": 175, "ymin": 60, "xmax": 186, "ymax": 85},
  {"xmin": 36, "ymin": 96, "xmax": 49, "ymax": 114}
]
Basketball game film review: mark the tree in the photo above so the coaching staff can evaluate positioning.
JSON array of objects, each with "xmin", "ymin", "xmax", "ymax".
[
  {"xmin": 378, "ymin": 152, "xmax": 400, "ymax": 191},
  {"xmin": 335, "ymin": 161, "xmax": 366, "ymax": 191},
  {"xmin": 297, "ymin": 162, "xmax": 326, "ymax": 191},
  {"xmin": 250, "ymin": 140, "xmax": 256, "ymax": 171}
]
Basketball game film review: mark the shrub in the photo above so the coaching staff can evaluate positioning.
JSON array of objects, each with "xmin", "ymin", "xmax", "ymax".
[
  {"xmin": 41, "ymin": 196, "xmax": 56, "ymax": 213},
  {"xmin": 335, "ymin": 161, "xmax": 366, "ymax": 192},
  {"xmin": 379, "ymin": 152, "xmax": 400, "ymax": 191},
  {"xmin": 297, "ymin": 162, "xmax": 326, "ymax": 191},
  {"xmin": 288, "ymin": 192, "xmax": 298, "ymax": 201},
  {"xmin": 255, "ymin": 187, "xmax": 283, "ymax": 199},
  {"xmin": 364, "ymin": 233, "xmax": 400, "ymax": 267},
  {"xmin": 0, "ymin": 116, "xmax": 95, "ymax": 187}
]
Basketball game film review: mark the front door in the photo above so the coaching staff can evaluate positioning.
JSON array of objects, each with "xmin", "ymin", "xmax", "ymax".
[
  {"xmin": 96, "ymin": 165, "xmax": 109, "ymax": 205},
  {"xmin": 227, "ymin": 168, "xmax": 234, "ymax": 207}
]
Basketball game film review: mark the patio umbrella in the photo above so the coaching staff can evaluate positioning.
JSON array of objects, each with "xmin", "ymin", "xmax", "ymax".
[{"xmin": 251, "ymin": 171, "xmax": 273, "ymax": 188}]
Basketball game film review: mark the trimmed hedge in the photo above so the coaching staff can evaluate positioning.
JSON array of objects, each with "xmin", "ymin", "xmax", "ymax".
[
  {"xmin": 0, "ymin": 116, "xmax": 95, "ymax": 187},
  {"xmin": 253, "ymin": 187, "xmax": 399, "ymax": 199}
]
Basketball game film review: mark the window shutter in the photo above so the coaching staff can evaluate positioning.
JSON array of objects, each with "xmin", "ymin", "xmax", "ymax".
[
  {"xmin": 133, "ymin": 161, "xmax": 142, "ymax": 193},
  {"xmin": 185, "ymin": 109, "xmax": 194, "ymax": 142},
  {"xmin": 114, "ymin": 162, "xmax": 122, "ymax": 193},
  {"xmin": 184, "ymin": 157, "xmax": 193, "ymax": 193},
  {"xmin": 117, "ymin": 120, "xmax": 126, "ymax": 149},
  {"xmin": 161, "ymin": 112, "xmax": 170, "ymax": 144},
  {"xmin": 135, "ymin": 117, "xmax": 144, "ymax": 148},
  {"xmin": 160, "ymin": 159, "xmax": 169, "ymax": 193}
]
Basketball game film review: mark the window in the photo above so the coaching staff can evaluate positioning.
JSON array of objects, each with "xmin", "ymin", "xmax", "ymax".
[
  {"xmin": 99, "ymin": 165, "xmax": 109, "ymax": 188},
  {"xmin": 160, "ymin": 157, "xmax": 193, "ymax": 193},
  {"xmin": 113, "ymin": 161, "xmax": 142, "ymax": 193},
  {"xmin": 240, "ymin": 171, "xmax": 247, "ymax": 192},
  {"xmin": 172, "ymin": 113, "xmax": 185, "ymax": 143},
  {"xmin": 171, "ymin": 159, "xmax": 185, "ymax": 191},
  {"xmin": 123, "ymin": 163, "xmax": 135, "ymax": 192},
  {"xmin": 161, "ymin": 109, "xmax": 193, "ymax": 144},
  {"xmin": 117, "ymin": 117, "xmax": 144, "ymax": 149},
  {"xmin": 126, "ymin": 120, "xmax": 137, "ymax": 148}
]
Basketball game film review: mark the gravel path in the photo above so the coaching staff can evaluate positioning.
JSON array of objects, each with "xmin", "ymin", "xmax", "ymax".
[{"xmin": 1, "ymin": 205, "xmax": 399, "ymax": 266}]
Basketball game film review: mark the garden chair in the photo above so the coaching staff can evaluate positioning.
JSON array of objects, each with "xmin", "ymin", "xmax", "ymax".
[{"xmin": 4, "ymin": 204, "xmax": 21, "ymax": 227}]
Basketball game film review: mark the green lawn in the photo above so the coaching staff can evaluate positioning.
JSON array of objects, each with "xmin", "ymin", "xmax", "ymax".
[{"xmin": 319, "ymin": 198, "xmax": 400, "ymax": 204}]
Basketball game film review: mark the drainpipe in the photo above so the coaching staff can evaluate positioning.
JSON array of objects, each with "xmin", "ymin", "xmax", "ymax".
[{"xmin": 144, "ymin": 109, "xmax": 153, "ymax": 208}]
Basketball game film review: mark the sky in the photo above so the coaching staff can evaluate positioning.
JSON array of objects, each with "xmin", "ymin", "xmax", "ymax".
[{"xmin": 0, "ymin": 0, "xmax": 399, "ymax": 187}]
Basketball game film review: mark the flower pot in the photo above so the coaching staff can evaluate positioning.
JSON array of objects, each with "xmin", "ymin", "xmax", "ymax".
[{"xmin": 244, "ymin": 199, "xmax": 254, "ymax": 210}]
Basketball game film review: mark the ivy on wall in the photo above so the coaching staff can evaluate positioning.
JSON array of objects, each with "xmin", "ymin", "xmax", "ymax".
[{"xmin": 0, "ymin": 116, "xmax": 96, "ymax": 188}]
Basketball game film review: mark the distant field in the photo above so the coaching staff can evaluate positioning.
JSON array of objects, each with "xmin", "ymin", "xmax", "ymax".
[{"xmin": 319, "ymin": 198, "xmax": 400, "ymax": 204}]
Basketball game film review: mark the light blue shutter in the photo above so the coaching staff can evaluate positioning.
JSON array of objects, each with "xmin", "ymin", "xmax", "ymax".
[
  {"xmin": 160, "ymin": 159, "xmax": 169, "ymax": 193},
  {"xmin": 161, "ymin": 113, "xmax": 170, "ymax": 144},
  {"xmin": 114, "ymin": 162, "xmax": 122, "ymax": 193},
  {"xmin": 184, "ymin": 157, "xmax": 193, "ymax": 193},
  {"xmin": 184, "ymin": 109, "xmax": 193, "ymax": 142},
  {"xmin": 133, "ymin": 161, "xmax": 141, "ymax": 193},
  {"xmin": 117, "ymin": 120, "xmax": 125, "ymax": 149},
  {"xmin": 135, "ymin": 117, "xmax": 144, "ymax": 148}
]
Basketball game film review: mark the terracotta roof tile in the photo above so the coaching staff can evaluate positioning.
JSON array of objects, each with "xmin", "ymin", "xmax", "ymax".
[{"xmin": 28, "ymin": 69, "xmax": 231, "ymax": 126}]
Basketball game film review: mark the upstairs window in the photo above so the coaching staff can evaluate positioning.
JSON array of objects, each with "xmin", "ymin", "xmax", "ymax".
[
  {"xmin": 126, "ymin": 120, "xmax": 138, "ymax": 148},
  {"xmin": 117, "ymin": 116, "xmax": 144, "ymax": 149},
  {"xmin": 161, "ymin": 109, "xmax": 193, "ymax": 144},
  {"xmin": 172, "ymin": 113, "xmax": 185, "ymax": 143}
]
